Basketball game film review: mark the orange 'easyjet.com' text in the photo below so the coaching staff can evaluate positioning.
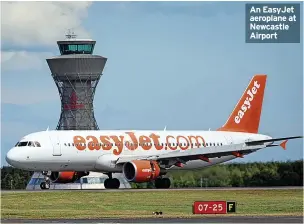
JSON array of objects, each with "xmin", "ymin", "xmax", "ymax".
[{"xmin": 73, "ymin": 132, "xmax": 206, "ymax": 155}]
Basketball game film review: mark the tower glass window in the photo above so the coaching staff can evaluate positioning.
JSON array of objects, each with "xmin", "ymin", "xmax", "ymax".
[{"xmin": 59, "ymin": 44, "xmax": 94, "ymax": 55}]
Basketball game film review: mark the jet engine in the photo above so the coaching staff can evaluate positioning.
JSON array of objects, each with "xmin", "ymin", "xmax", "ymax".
[
  {"xmin": 122, "ymin": 160, "xmax": 162, "ymax": 182},
  {"xmin": 49, "ymin": 171, "xmax": 89, "ymax": 183}
]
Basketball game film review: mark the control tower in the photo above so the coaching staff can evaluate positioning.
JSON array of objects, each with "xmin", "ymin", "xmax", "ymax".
[{"xmin": 47, "ymin": 32, "xmax": 107, "ymax": 130}]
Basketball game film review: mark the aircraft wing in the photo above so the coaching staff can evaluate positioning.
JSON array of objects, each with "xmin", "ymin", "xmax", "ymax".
[
  {"xmin": 116, "ymin": 142, "xmax": 262, "ymax": 164},
  {"xmin": 115, "ymin": 135, "xmax": 303, "ymax": 164}
]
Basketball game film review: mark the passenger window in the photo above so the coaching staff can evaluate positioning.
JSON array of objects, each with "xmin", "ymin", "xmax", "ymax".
[{"xmin": 68, "ymin": 143, "xmax": 70, "ymax": 147}]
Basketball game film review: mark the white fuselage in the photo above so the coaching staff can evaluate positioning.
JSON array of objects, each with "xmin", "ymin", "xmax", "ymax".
[{"xmin": 6, "ymin": 130, "xmax": 271, "ymax": 173}]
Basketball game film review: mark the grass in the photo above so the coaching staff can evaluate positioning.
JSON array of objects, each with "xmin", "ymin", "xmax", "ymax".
[{"xmin": 1, "ymin": 189, "xmax": 303, "ymax": 219}]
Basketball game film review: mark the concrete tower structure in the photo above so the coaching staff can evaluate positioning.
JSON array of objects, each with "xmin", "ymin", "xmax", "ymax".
[
  {"xmin": 26, "ymin": 32, "xmax": 131, "ymax": 190},
  {"xmin": 47, "ymin": 32, "xmax": 107, "ymax": 130}
]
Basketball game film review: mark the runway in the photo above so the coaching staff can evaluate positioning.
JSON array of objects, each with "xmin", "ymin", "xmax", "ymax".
[
  {"xmin": 1, "ymin": 216, "xmax": 303, "ymax": 223},
  {"xmin": 1, "ymin": 186, "xmax": 302, "ymax": 194}
]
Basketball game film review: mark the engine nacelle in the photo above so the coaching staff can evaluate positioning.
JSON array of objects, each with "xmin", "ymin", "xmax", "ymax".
[
  {"xmin": 122, "ymin": 160, "xmax": 161, "ymax": 183},
  {"xmin": 49, "ymin": 171, "xmax": 89, "ymax": 183}
]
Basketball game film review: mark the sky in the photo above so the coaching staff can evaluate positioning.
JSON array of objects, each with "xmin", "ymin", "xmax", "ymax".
[{"xmin": 1, "ymin": 1, "xmax": 303, "ymax": 167}]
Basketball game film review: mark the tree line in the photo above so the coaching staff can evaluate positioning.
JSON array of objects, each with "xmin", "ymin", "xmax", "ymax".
[
  {"xmin": 132, "ymin": 160, "xmax": 303, "ymax": 188},
  {"xmin": 1, "ymin": 160, "xmax": 303, "ymax": 189}
]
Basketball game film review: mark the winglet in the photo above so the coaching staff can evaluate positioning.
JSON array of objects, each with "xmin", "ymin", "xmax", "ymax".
[{"xmin": 280, "ymin": 140, "xmax": 288, "ymax": 150}]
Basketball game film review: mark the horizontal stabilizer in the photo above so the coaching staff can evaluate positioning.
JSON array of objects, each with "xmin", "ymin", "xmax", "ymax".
[
  {"xmin": 246, "ymin": 136, "xmax": 303, "ymax": 146},
  {"xmin": 279, "ymin": 140, "xmax": 288, "ymax": 150}
]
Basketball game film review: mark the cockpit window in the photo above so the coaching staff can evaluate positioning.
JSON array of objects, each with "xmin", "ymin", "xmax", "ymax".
[
  {"xmin": 15, "ymin": 141, "xmax": 41, "ymax": 147},
  {"xmin": 28, "ymin": 141, "xmax": 35, "ymax": 147},
  {"xmin": 18, "ymin": 141, "xmax": 29, "ymax": 147}
]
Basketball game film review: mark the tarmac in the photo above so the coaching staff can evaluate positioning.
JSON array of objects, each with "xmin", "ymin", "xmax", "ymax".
[
  {"xmin": 1, "ymin": 186, "xmax": 302, "ymax": 194},
  {"xmin": 1, "ymin": 216, "xmax": 303, "ymax": 223}
]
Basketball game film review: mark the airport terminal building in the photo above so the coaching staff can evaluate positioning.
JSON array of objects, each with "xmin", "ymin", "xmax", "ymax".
[{"xmin": 27, "ymin": 172, "xmax": 131, "ymax": 190}]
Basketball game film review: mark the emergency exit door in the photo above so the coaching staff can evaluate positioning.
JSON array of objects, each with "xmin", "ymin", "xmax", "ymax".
[{"xmin": 224, "ymin": 135, "xmax": 236, "ymax": 151}]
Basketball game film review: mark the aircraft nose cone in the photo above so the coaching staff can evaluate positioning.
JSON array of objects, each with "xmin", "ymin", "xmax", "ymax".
[{"xmin": 6, "ymin": 148, "xmax": 19, "ymax": 166}]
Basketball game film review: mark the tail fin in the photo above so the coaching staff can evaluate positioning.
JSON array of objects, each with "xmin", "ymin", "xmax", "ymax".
[{"xmin": 217, "ymin": 74, "xmax": 267, "ymax": 133}]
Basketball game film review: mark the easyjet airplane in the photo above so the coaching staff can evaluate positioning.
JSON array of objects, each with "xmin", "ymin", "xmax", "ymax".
[{"xmin": 5, "ymin": 74, "xmax": 303, "ymax": 190}]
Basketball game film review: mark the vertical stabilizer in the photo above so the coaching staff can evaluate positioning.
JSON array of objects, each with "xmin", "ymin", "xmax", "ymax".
[{"xmin": 217, "ymin": 74, "xmax": 267, "ymax": 133}]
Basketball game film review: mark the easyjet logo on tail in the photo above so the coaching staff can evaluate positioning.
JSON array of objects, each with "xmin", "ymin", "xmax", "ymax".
[{"xmin": 234, "ymin": 80, "xmax": 260, "ymax": 124}]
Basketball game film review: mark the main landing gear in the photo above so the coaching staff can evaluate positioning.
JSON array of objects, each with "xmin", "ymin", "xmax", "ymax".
[
  {"xmin": 104, "ymin": 173, "xmax": 120, "ymax": 189},
  {"xmin": 40, "ymin": 171, "xmax": 50, "ymax": 190},
  {"xmin": 154, "ymin": 177, "xmax": 171, "ymax": 189}
]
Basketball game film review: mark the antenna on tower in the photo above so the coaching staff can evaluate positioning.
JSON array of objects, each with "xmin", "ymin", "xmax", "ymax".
[{"xmin": 65, "ymin": 29, "xmax": 77, "ymax": 40}]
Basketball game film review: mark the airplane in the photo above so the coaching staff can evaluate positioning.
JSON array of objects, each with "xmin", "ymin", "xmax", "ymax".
[{"xmin": 5, "ymin": 74, "xmax": 303, "ymax": 190}]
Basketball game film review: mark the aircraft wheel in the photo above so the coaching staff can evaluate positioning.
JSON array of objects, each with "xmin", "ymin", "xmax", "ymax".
[
  {"xmin": 112, "ymin": 178, "xmax": 120, "ymax": 189},
  {"xmin": 155, "ymin": 177, "xmax": 171, "ymax": 189},
  {"xmin": 45, "ymin": 182, "xmax": 50, "ymax": 189},
  {"xmin": 162, "ymin": 178, "xmax": 171, "ymax": 188},
  {"xmin": 104, "ymin": 178, "xmax": 120, "ymax": 189},
  {"xmin": 154, "ymin": 178, "xmax": 161, "ymax": 188},
  {"xmin": 40, "ymin": 182, "xmax": 46, "ymax": 190},
  {"xmin": 104, "ymin": 179, "xmax": 110, "ymax": 189}
]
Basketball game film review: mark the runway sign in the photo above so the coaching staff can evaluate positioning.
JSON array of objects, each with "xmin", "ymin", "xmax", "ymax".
[{"xmin": 193, "ymin": 201, "xmax": 236, "ymax": 214}]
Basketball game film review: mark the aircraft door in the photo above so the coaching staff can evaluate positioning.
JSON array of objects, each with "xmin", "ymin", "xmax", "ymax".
[
  {"xmin": 49, "ymin": 132, "xmax": 62, "ymax": 156},
  {"xmin": 224, "ymin": 135, "xmax": 233, "ymax": 144},
  {"xmin": 224, "ymin": 135, "xmax": 236, "ymax": 151}
]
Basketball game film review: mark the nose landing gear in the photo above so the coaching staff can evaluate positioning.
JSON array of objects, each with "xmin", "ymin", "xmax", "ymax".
[{"xmin": 40, "ymin": 171, "xmax": 51, "ymax": 190}]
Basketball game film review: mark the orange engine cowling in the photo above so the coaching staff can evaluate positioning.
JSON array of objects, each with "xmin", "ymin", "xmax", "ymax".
[
  {"xmin": 49, "ymin": 171, "xmax": 89, "ymax": 183},
  {"xmin": 122, "ymin": 160, "xmax": 161, "ymax": 183}
]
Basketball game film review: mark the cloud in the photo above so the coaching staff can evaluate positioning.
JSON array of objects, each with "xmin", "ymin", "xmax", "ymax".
[
  {"xmin": 1, "ymin": 1, "xmax": 92, "ymax": 47},
  {"xmin": 1, "ymin": 51, "xmax": 53, "ymax": 72}
]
